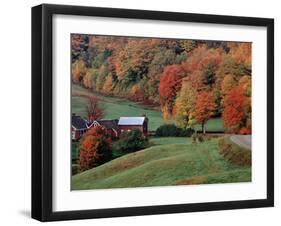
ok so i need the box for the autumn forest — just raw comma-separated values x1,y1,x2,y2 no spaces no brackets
72,34,251,134
71,34,252,190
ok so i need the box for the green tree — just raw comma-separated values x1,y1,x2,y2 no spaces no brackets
203,63,216,87
116,129,148,153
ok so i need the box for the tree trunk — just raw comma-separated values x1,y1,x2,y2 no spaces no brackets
202,123,205,134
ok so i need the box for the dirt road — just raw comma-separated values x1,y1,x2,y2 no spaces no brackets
230,135,251,150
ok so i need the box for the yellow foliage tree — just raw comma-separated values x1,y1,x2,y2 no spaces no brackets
83,69,94,89
161,103,170,124
174,81,197,128
72,59,86,83
221,74,237,96
102,75,113,95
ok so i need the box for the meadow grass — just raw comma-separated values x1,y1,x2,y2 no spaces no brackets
72,138,251,190
150,137,192,146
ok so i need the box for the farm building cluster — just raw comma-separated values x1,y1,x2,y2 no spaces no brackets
72,113,148,141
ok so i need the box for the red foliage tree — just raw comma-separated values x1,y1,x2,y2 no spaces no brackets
159,64,185,100
195,91,216,134
79,126,112,171
158,64,185,119
87,96,104,122
222,87,247,133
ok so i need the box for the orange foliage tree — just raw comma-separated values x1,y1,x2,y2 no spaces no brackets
79,126,112,171
87,96,104,122
222,86,250,134
129,84,144,102
195,91,216,134
158,64,185,121
228,42,252,67
182,46,223,90
238,76,252,134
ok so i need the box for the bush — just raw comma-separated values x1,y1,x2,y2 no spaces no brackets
155,124,194,137
178,128,194,137
116,129,148,153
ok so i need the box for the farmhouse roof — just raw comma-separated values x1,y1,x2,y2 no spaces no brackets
118,117,145,126
72,114,88,130
96,119,119,131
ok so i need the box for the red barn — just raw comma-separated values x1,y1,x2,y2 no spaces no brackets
72,114,149,141
92,119,119,139
118,117,148,136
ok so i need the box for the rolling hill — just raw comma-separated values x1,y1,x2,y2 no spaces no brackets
72,138,251,190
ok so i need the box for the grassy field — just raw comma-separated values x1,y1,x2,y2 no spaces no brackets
150,137,192,146
72,84,163,131
72,84,224,132
72,137,251,190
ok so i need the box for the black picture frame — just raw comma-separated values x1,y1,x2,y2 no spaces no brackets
32,4,274,222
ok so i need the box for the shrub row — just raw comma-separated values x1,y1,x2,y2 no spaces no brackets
155,124,194,137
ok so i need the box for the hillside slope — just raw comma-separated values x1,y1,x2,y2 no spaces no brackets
72,139,251,190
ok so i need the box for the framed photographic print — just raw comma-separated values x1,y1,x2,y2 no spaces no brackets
31,4,274,221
